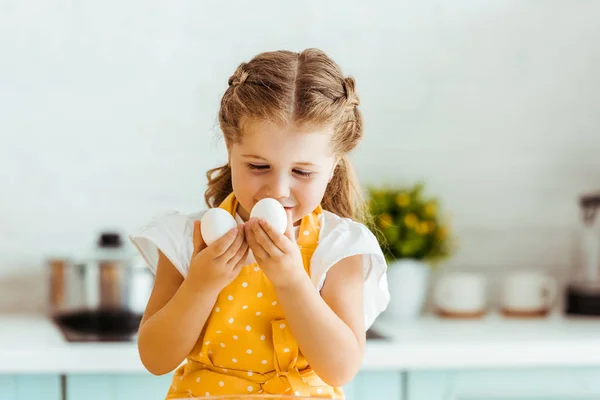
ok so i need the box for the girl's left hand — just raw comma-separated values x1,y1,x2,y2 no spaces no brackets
244,210,306,290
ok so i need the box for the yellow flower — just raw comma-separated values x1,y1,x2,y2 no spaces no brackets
378,213,394,227
424,202,437,217
395,193,410,207
404,213,418,228
417,222,430,235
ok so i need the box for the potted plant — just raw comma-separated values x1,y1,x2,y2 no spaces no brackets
367,182,454,320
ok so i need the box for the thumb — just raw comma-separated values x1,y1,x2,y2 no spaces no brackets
284,209,296,243
192,220,207,257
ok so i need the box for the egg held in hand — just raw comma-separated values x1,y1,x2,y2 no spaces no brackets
200,208,238,246
250,198,288,235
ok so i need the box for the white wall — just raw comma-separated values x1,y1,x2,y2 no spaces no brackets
2,0,599,311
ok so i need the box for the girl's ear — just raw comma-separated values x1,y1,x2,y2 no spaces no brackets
226,141,232,167
329,158,340,182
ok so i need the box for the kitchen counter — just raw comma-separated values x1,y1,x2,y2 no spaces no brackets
2,312,600,373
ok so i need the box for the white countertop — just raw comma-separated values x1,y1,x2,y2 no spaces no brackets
2,312,600,374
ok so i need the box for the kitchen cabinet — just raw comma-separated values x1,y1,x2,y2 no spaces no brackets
66,373,173,400
0,375,61,400
407,367,600,400
64,371,404,400
344,371,404,400
6,368,600,400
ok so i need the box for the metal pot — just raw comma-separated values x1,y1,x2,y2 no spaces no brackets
47,232,155,341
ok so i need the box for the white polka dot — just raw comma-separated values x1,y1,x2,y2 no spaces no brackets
205,341,210,345
257,292,263,298
228,318,234,324
317,388,323,394
246,349,252,354
208,350,213,355
228,295,233,301
223,368,227,373
196,377,200,383
246,325,252,331
242,282,248,287
205,392,210,397
260,335,266,340
219,381,224,387
262,360,268,364
248,371,253,376
242,305,248,310
303,230,309,236
215,307,220,312
216,330,222,334
254,266,260,271
233,335,238,340
295,391,301,395
256,311,261,316
280,323,286,329
199,352,203,357
272,301,278,306
248,386,253,392
173,386,177,390
220,343,225,347
232,358,237,363
284,348,289,353
179,375,183,380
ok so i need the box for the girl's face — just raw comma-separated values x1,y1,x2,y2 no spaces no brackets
228,119,337,225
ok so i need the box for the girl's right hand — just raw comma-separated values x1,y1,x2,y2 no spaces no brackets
187,220,249,295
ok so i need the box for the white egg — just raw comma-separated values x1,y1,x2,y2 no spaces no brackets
250,198,288,234
201,208,237,246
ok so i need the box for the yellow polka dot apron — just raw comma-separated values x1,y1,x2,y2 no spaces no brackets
166,193,344,399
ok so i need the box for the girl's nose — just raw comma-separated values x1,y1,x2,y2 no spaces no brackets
265,174,291,199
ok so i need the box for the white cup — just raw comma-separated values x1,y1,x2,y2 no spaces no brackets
501,271,557,313
434,272,487,315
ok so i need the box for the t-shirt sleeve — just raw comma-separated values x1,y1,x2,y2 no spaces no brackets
310,216,390,330
128,211,203,278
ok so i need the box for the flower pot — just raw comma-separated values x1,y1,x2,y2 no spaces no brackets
383,259,430,321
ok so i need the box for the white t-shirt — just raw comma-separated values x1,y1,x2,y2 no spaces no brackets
129,209,390,330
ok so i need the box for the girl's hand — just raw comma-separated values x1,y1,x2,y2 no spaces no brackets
245,210,306,289
187,220,249,295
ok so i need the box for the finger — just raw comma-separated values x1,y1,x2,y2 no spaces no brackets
193,220,206,257
251,219,283,257
209,226,238,258
284,209,296,243
245,223,269,260
228,239,249,268
231,244,249,274
259,219,293,253
216,225,245,263
192,220,201,257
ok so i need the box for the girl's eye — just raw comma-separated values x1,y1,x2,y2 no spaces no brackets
247,163,314,178
293,169,314,178
247,164,269,171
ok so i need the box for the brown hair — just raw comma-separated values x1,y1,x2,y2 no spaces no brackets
205,48,369,223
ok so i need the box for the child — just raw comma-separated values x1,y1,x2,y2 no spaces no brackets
130,48,389,399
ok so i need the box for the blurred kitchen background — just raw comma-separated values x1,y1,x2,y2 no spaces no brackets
2,1,600,399
2,0,599,313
